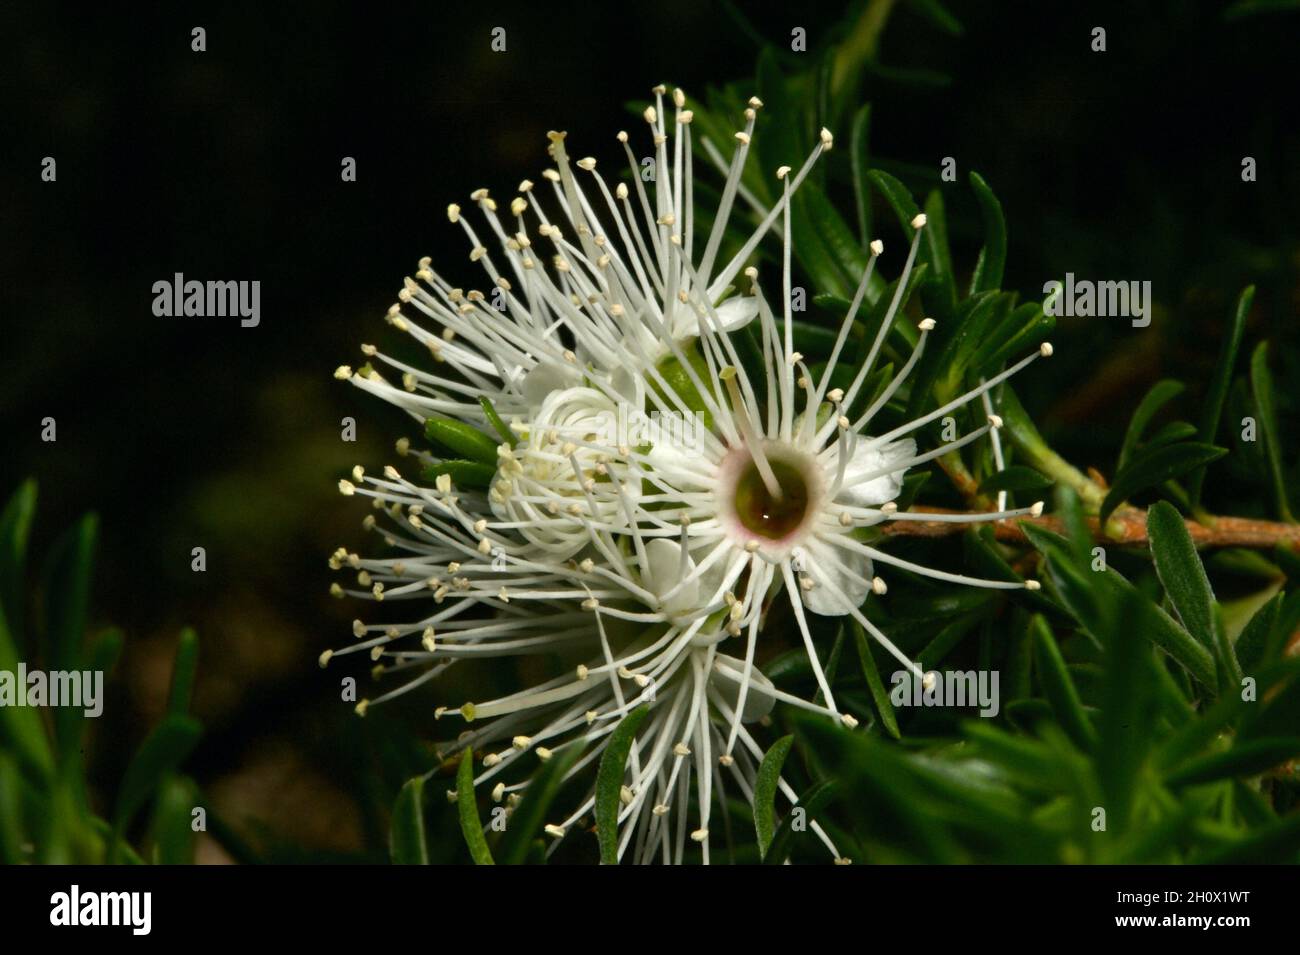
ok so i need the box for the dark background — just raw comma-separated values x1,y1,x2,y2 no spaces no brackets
2,0,1296,859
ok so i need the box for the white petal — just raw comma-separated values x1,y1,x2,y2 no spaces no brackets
519,361,580,406
836,437,915,508
801,540,872,616
643,538,699,618
712,653,777,722
711,295,760,331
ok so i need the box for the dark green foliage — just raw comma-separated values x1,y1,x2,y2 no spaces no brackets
0,481,206,864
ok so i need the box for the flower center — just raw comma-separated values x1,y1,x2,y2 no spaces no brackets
733,457,811,540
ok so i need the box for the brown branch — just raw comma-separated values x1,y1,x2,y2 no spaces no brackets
881,505,1300,551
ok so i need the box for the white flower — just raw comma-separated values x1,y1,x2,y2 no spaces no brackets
327,84,1053,864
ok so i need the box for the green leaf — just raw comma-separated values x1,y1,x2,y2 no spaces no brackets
0,752,23,863
1095,589,1158,831
390,776,429,864
970,302,1053,378
1145,420,1199,452
907,0,964,34
456,751,495,865
0,603,52,783
1117,379,1184,471
968,171,1005,294
479,396,517,448
421,459,496,490
1100,443,1227,524
1235,592,1281,672
1024,524,1218,687
0,479,37,638
978,465,1053,495
1250,341,1294,521
762,779,838,865
1147,502,1216,649
1190,286,1252,505
852,620,901,738
1166,737,1300,787
920,189,958,316
111,714,201,861
1030,615,1096,751
43,513,96,675
866,171,956,317
789,320,846,359
43,514,97,769
424,416,500,466
167,627,200,716
595,705,650,864
850,104,873,247
151,775,200,865
753,735,794,858
801,179,872,290
1193,809,1300,864
497,743,582,865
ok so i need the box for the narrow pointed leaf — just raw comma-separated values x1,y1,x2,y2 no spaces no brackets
456,752,495,865
167,627,200,716
390,776,429,864
968,171,1005,293
762,779,837,865
1117,379,1184,471
595,704,650,864
1250,341,1294,521
1101,443,1227,524
1147,502,1216,649
111,714,201,861
422,460,496,490
1190,286,1252,505
852,621,901,738
0,479,37,638
1030,615,1096,751
753,735,794,858
424,416,500,466
479,396,517,448
497,743,583,865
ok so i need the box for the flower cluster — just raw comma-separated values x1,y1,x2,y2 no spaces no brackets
325,85,1050,863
